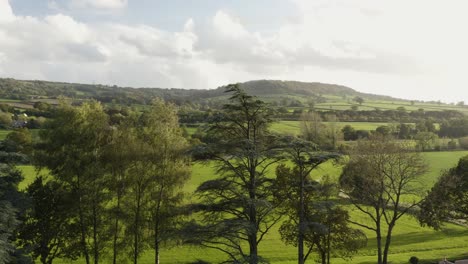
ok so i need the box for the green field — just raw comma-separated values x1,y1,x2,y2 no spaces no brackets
16,151,468,264
270,120,393,136
0,129,9,140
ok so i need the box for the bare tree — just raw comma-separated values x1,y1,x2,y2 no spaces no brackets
339,136,427,264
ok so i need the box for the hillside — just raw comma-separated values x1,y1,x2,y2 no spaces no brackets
0,78,398,103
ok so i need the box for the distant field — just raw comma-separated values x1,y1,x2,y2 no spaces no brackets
270,120,392,135
313,98,468,114
18,151,468,264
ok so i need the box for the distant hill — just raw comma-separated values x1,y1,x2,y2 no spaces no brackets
233,80,399,101
0,78,408,105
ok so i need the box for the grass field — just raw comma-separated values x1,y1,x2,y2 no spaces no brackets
17,151,468,264
0,129,10,140
270,120,393,136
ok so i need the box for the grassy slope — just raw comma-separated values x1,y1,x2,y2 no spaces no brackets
17,151,468,264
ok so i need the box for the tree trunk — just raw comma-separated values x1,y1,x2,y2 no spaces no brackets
93,197,99,264
77,178,90,264
112,192,121,264
154,185,164,264
248,158,258,264
376,223,382,264
134,187,142,264
155,240,160,264
298,169,305,264
382,223,395,264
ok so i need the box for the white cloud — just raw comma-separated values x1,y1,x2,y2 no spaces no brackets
0,0,468,103
71,0,127,10
0,0,15,23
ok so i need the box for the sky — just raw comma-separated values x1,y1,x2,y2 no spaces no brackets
1,0,468,103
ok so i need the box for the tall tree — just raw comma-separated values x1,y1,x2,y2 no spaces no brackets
189,84,281,263
123,99,191,264
35,101,111,264
300,111,325,144
339,136,427,264
274,139,362,264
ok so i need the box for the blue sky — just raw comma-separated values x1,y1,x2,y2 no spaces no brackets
1,0,468,103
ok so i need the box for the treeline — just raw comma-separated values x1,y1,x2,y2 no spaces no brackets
1,85,467,264
1,99,191,264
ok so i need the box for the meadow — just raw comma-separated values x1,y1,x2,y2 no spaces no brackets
0,129,9,140
270,120,393,136
17,151,468,264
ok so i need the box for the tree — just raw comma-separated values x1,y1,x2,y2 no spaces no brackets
353,96,364,105
189,84,281,263
0,165,23,264
339,136,427,264
136,99,191,264
341,125,357,141
5,128,32,154
18,176,80,264
0,111,12,128
300,111,325,145
35,101,112,264
0,164,32,264
274,139,363,264
323,114,342,150
414,132,438,151
375,125,391,136
419,155,468,229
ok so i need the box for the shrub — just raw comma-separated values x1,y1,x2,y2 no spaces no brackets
409,256,419,264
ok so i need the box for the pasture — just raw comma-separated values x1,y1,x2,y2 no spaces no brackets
270,120,392,136
17,151,468,264
0,129,9,140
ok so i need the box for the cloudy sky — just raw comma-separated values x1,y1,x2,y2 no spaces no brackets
1,0,468,103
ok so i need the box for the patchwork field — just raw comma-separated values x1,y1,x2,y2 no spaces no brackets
17,151,468,264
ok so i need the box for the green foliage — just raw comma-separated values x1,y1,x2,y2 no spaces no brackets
189,84,281,263
18,176,80,264
0,111,12,128
5,128,32,154
0,165,29,264
415,132,438,151
274,141,364,264
35,101,112,264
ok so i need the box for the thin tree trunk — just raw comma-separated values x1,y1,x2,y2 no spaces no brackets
134,187,141,264
154,184,164,264
154,240,160,264
77,178,90,264
382,223,395,264
376,222,382,264
112,190,121,264
93,197,99,264
298,169,305,264
248,159,258,264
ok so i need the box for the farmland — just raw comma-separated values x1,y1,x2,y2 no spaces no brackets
17,151,468,264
